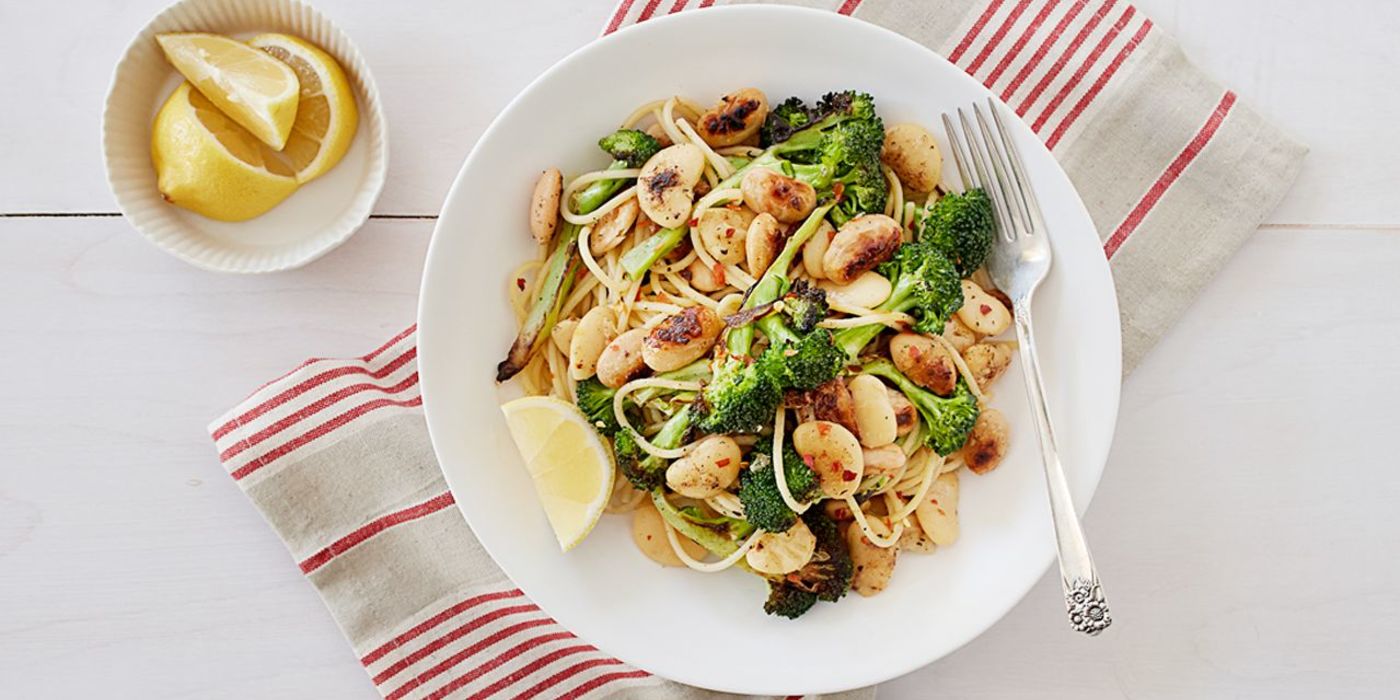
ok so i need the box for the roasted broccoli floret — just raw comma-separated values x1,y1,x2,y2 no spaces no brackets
831,238,964,360
861,359,980,456
780,279,828,333
760,91,878,148
918,188,996,276
763,508,854,618
597,128,662,168
618,406,695,489
728,92,886,224
574,377,620,436
763,582,819,619
761,96,817,146
696,356,783,434
761,329,846,392
737,437,819,533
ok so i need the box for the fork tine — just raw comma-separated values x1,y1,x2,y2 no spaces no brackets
974,103,1030,235
941,112,977,190
958,108,1018,241
988,98,1046,232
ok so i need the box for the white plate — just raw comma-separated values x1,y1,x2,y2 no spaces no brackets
101,0,388,273
419,6,1120,695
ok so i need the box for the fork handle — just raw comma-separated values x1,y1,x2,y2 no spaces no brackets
1011,297,1112,635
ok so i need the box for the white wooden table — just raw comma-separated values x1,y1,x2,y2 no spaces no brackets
3,1,1398,697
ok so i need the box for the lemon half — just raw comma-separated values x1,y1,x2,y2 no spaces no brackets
151,82,299,221
249,33,359,183
500,396,615,551
156,33,301,150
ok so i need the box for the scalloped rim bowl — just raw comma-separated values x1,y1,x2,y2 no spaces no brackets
102,0,388,273
419,5,1120,695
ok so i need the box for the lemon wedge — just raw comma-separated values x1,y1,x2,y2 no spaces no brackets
156,33,301,150
151,82,299,221
249,33,359,183
501,396,615,551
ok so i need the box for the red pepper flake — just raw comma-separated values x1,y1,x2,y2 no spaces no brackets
802,454,816,468
816,423,831,436
715,458,731,467
633,286,643,301
713,263,726,285
842,469,857,481
515,277,526,291
724,227,736,238
689,217,699,228
980,303,992,315
832,182,846,202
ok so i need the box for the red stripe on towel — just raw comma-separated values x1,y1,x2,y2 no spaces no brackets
361,590,525,666
948,0,1006,64
965,0,1032,75
509,658,629,700
299,491,456,574
370,603,542,685
384,621,562,699
984,0,1061,87
1104,91,1237,258
455,644,597,700
230,395,423,480
1030,4,1134,133
213,343,416,440
604,0,637,34
220,370,418,461
1045,17,1152,149
1002,0,1088,102
559,669,654,699
1016,0,1114,116
637,0,664,22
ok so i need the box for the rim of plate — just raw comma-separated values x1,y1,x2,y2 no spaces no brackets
418,5,1121,694
101,0,389,274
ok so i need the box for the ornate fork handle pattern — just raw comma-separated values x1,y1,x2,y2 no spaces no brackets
1014,296,1111,637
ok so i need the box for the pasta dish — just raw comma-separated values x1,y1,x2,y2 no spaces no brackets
496,88,1015,619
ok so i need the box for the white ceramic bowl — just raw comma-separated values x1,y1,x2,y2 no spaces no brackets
102,0,388,273
419,6,1121,695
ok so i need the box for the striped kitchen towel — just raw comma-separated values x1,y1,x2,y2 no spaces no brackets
211,1,1304,698
607,0,1306,372
211,325,871,699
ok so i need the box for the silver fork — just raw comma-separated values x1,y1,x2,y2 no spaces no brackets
942,99,1112,636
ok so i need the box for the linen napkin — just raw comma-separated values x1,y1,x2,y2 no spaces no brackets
210,1,1305,697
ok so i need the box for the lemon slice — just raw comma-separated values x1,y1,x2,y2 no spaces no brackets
156,33,300,150
501,396,615,551
151,82,299,221
249,33,359,183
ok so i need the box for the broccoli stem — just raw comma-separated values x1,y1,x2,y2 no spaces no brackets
649,490,756,562
498,160,636,382
629,359,712,405
496,230,579,381
574,161,632,214
619,225,687,280
650,491,740,558
831,268,924,360
728,204,836,357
